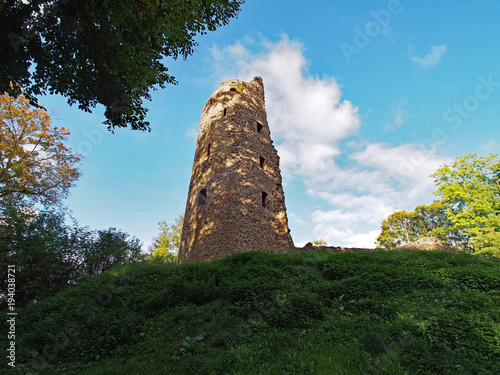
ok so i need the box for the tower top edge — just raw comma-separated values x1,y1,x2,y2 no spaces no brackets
213,76,264,94
201,76,265,116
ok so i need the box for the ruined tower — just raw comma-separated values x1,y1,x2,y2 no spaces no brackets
178,77,293,263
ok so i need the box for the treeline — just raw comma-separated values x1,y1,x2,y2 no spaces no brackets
0,207,142,308
0,92,147,309
377,153,500,256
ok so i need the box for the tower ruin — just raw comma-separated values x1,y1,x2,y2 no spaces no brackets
178,77,293,263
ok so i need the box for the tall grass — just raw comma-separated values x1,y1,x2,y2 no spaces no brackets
2,250,499,374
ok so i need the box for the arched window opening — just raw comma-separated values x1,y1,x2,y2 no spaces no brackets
260,156,265,169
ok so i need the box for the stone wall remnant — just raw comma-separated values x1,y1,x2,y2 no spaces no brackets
397,237,459,252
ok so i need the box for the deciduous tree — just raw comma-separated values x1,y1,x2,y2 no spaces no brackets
80,228,143,279
0,208,75,306
0,208,143,307
376,201,454,250
148,215,183,263
377,153,500,256
0,92,81,208
1,0,244,131
431,153,500,255
376,210,422,250
414,201,459,247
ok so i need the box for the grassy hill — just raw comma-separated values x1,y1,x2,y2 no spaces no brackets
3,250,499,374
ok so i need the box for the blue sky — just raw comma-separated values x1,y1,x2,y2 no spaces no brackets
40,0,500,249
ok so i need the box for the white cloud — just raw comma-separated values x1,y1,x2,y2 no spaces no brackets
312,209,381,248
349,231,382,248
311,192,395,223
303,141,450,247
351,142,450,198
209,35,450,248
410,45,447,68
209,35,361,181
288,211,306,225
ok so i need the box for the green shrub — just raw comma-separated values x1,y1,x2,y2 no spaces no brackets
268,291,325,328
3,250,499,374
359,330,387,356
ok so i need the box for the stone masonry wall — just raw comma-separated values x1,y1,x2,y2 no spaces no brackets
178,77,294,263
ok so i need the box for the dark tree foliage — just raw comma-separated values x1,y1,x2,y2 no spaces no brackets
80,228,143,279
0,207,143,308
0,0,244,131
0,208,75,306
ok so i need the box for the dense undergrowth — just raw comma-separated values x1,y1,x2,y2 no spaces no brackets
2,250,499,374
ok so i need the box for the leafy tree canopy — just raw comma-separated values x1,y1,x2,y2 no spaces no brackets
80,227,143,279
0,91,81,208
147,214,183,263
1,0,244,131
377,153,500,256
432,153,500,254
0,207,143,307
376,201,451,250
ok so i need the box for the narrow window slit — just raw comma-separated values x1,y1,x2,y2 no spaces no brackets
223,108,227,116
199,189,207,205
257,122,263,133
260,156,265,169
207,143,211,157
261,191,268,208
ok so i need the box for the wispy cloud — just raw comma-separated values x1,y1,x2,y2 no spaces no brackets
209,35,449,247
479,140,499,154
410,45,447,68
184,127,198,140
384,99,407,131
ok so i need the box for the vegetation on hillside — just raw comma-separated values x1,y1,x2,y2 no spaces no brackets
377,153,500,256
0,91,144,309
3,250,498,374
0,208,142,309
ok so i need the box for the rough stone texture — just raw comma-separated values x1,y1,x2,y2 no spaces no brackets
178,77,294,263
297,242,375,254
397,237,459,252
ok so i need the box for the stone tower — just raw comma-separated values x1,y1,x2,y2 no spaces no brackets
178,77,293,263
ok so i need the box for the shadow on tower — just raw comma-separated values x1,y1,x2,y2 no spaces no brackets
178,77,293,263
